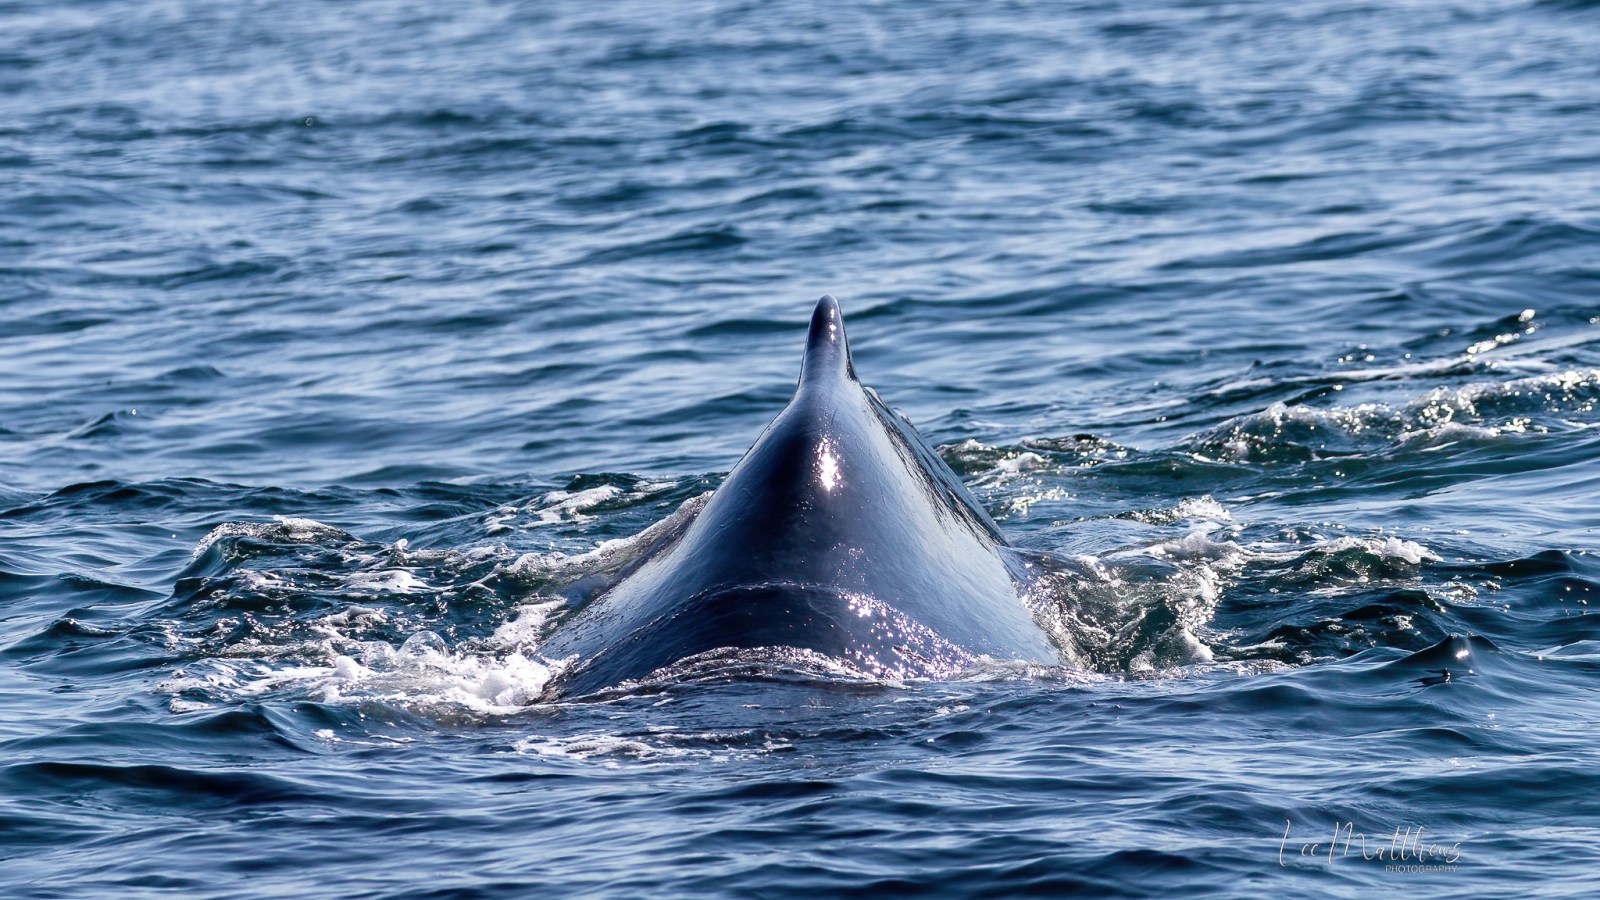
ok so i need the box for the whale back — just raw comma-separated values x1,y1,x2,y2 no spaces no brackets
543,296,1058,693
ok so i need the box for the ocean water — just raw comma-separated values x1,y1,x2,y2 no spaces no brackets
4,0,1600,895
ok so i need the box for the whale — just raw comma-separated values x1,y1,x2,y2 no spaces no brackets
541,295,1062,695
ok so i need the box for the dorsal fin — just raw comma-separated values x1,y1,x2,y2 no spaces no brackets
800,295,856,386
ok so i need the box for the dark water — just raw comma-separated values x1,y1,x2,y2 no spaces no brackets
5,0,1600,895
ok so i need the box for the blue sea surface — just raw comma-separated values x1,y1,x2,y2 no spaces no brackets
4,0,1600,895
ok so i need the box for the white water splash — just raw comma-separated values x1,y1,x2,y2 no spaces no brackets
191,516,351,560
1195,368,1600,462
